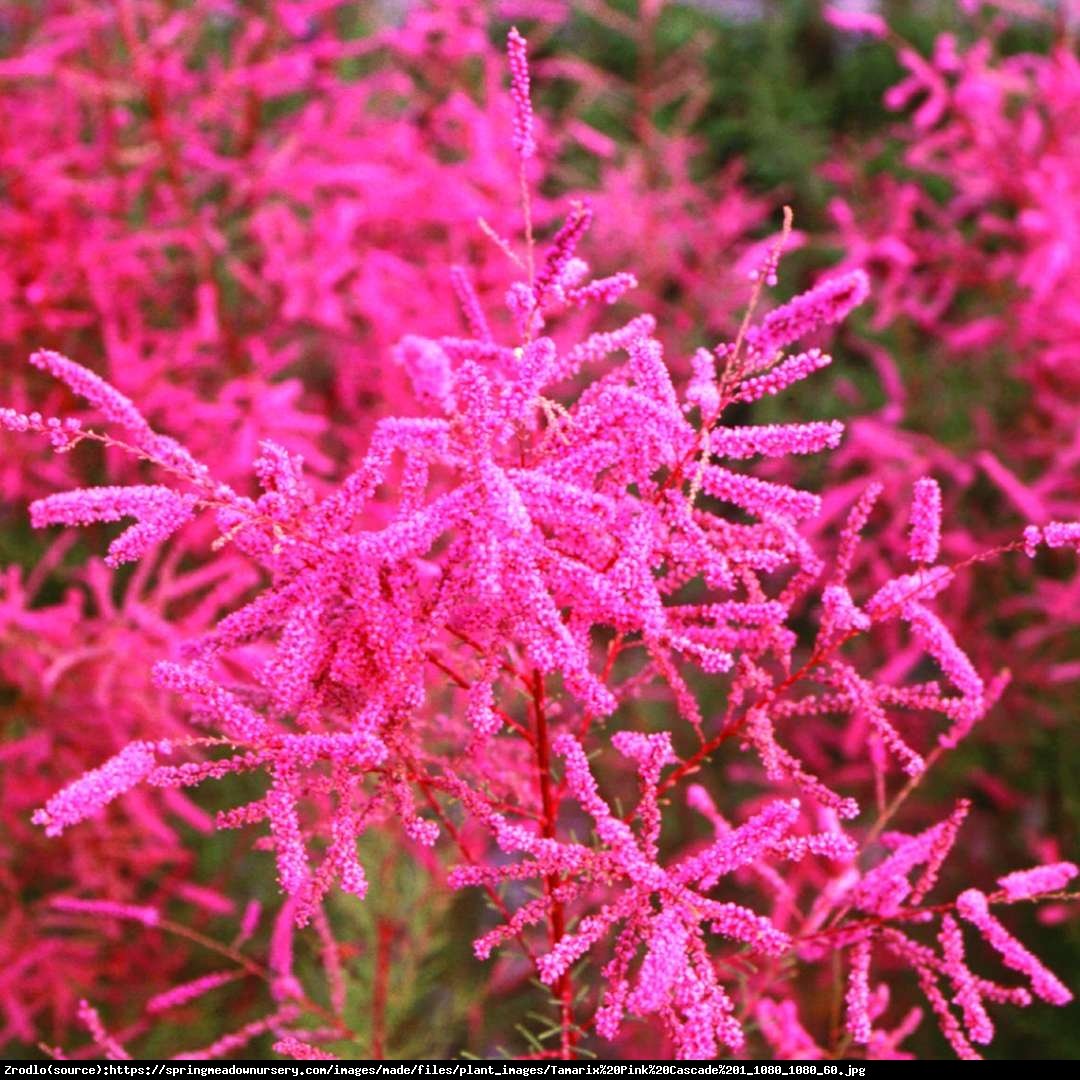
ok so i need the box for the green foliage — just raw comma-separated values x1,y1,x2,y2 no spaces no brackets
324,831,482,1057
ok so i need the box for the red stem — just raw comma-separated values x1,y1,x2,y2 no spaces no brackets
531,670,575,1057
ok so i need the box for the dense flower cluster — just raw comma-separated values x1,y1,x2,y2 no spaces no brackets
1,0,1077,1063
0,0,776,1052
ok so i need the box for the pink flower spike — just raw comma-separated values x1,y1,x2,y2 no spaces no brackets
733,349,833,404
1042,522,1080,552
273,1036,338,1060
147,971,245,1014
33,742,159,837
749,271,870,357
76,1001,129,1061
824,5,888,39
904,603,984,701
507,28,535,161
908,478,942,564
711,421,844,461
997,862,1078,902
31,486,197,568
845,937,873,1044
449,265,492,343
30,350,153,443
939,915,994,1046
756,999,825,1059
237,900,263,946
956,889,1072,1006
50,897,161,928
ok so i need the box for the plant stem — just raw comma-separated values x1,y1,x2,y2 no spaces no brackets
531,669,575,1057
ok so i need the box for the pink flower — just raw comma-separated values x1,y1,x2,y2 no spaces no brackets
32,742,160,837
824,5,888,40
997,862,1078,901
908,477,942,565
507,27,535,161
956,889,1072,1006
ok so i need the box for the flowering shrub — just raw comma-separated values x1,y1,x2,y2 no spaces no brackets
0,0,778,1053
2,1,1078,1062
826,2,1080,658
817,3,1080,914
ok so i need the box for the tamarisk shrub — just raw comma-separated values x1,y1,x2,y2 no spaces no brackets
5,19,1080,1063
0,0,777,1051
820,2,1080,887
0,0,772,497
